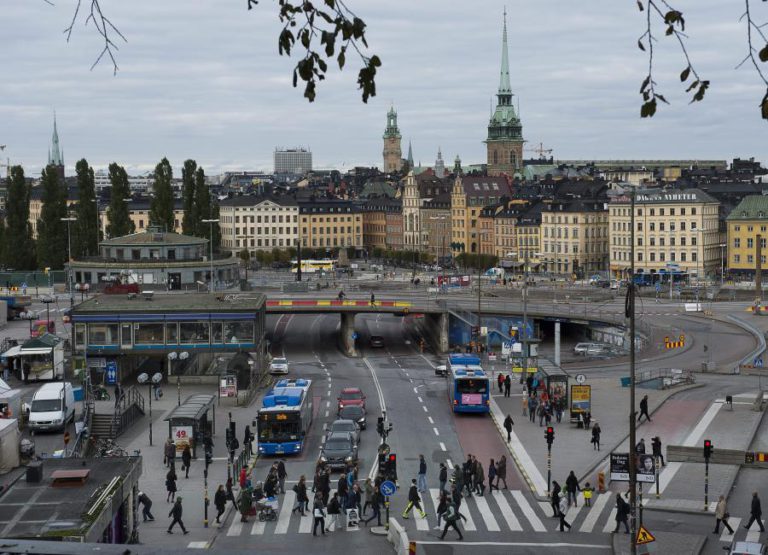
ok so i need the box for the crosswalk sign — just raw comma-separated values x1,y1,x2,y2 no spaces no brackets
636,525,656,545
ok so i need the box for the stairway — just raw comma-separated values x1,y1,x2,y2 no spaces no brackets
90,413,117,440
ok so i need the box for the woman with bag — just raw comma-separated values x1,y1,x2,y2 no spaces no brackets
312,494,326,536
165,467,177,503
181,445,192,479
713,495,734,534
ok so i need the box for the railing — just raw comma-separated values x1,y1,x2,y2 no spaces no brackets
70,373,95,458
109,385,145,438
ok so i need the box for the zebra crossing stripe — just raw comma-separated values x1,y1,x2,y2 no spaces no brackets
580,493,610,533
275,491,296,534
298,512,313,533
414,506,430,531
492,490,522,531
226,517,243,536
602,508,617,533
458,498,477,531
720,517,740,542
746,519,765,543
473,493,500,532
250,520,265,535
512,490,546,532
429,488,442,522
564,493,585,525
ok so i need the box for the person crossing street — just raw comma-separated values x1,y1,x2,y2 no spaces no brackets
417,454,428,493
167,497,188,534
439,502,464,541
638,394,652,423
503,414,514,442
402,479,427,519
714,495,734,535
745,491,766,532
558,492,572,531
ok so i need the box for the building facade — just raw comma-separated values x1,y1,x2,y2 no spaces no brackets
298,200,363,250
402,171,421,249
382,107,403,173
609,189,720,279
421,194,451,262
451,175,512,254
541,200,609,277
274,148,312,175
219,196,299,255
726,195,768,279
385,207,404,252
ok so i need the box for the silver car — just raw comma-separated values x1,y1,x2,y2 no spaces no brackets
328,418,361,444
269,357,289,375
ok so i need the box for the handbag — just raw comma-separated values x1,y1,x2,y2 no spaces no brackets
314,508,325,518
723,512,730,520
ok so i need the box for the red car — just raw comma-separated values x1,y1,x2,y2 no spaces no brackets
338,387,366,412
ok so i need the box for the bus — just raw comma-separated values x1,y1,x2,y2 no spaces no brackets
257,378,313,455
291,259,336,274
447,354,490,414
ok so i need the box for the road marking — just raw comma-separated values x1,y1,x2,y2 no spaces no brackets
720,516,740,542
563,493,585,527
226,517,243,536
746,519,765,543
413,387,418,394
579,493,610,533
492,490,522,531
602,508,617,533
433,427,440,436
474,494,500,532
414,508,430,531
417,541,610,548
250,520,265,535
428,416,434,424
439,442,446,451
187,541,209,548
428,488,442,521
446,459,453,470
325,410,329,418
458,500,477,531
363,356,387,481
327,377,331,382
298,511,313,533
417,396,423,403
659,401,722,494
326,401,330,408
274,491,296,534
512,490,546,532
423,406,428,413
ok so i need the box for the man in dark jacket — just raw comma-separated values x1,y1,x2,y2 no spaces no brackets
438,462,448,493
214,485,227,524
613,494,630,533
167,497,188,534
337,474,349,510
362,490,382,527
277,459,287,494
638,394,652,423
504,375,511,397
417,454,427,493
745,491,766,531
550,481,562,517
402,479,427,519
138,491,155,521
462,455,474,497
565,471,580,507
503,414,514,442
651,437,665,466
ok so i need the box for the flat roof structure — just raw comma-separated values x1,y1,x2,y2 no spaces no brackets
73,292,265,314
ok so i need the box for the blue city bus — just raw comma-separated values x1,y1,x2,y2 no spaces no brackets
447,354,490,414
257,378,313,455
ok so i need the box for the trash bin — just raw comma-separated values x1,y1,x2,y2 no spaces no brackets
620,377,631,387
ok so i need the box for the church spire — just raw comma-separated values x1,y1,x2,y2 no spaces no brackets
407,141,414,168
498,7,512,96
49,111,63,167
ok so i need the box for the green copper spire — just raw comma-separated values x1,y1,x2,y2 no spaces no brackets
498,7,512,95
383,105,401,139
48,111,63,166
407,140,414,167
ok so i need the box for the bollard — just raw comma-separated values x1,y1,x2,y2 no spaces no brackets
597,471,605,493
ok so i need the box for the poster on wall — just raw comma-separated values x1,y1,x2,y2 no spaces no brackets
172,425,193,451
219,375,237,398
570,385,591,416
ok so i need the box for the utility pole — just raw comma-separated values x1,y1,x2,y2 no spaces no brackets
628,190,638,555
756,234,763,302
202,218,219,292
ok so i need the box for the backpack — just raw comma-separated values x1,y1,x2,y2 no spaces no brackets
444,504,457,523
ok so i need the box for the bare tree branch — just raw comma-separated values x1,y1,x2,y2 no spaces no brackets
63,0,127,75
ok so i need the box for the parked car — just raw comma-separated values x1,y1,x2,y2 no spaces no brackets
337,387,366,411
369,335,385,348
573,342,608,356
338,405,367,430
328,418,361,443
269,357,289,375
320,431,358,469
726,542,766,555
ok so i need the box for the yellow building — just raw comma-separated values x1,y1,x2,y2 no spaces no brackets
362,198,398,253
299,200,362,250
726,195,768,279
541,200,609,277
450,175,512,255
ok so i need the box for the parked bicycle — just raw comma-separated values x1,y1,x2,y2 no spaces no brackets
93,385,111,401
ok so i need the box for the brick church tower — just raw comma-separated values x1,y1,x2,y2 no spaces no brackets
382,106,403,173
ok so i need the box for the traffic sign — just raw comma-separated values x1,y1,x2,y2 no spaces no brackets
575,374,586,385
380,480,396,497
352,332,359,340
755,357,764,368
636,525,656,545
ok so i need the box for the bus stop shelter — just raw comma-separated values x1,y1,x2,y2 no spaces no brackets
164,394,216,459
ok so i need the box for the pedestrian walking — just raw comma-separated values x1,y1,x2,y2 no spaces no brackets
417,454,427,493
164,438,176,468
529,396,538,423
434,489,448,529
652,436,666,466
474,459,485,496
714,495,734,535
337,474,349,511
497,373,504,393
613,493,630,533
138,491,155,521
565,471,580,506
277,459,287,494
550,481,562,517
591,422,601,450
228,435,239,463
312,495,326,536
496,455,508,489
362,478,374,515
362,490,382,527
636,438,646,455
745,491,766,531
181,444,192,479
293,475,309,516
503,414,514,442
583,482,593,507
462,455,474,498
348,483,362,516
402,479,427,519
488,458,497,492
326,492,342,531
165,467,177,503
504,374,511,397
438,462,447,493
243,425,254,456
538,403,547,426
167,497,188,534
583,411,591,430
214,485,227,524
638,394,652,423
522,395,528,417
439,502,464,541
558,493,572,531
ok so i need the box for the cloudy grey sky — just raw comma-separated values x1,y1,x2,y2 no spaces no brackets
1,0,766,176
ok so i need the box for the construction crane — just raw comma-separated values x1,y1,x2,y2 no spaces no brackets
525,142,553,160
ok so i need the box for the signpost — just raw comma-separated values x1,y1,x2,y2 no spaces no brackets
381,480,396,531
611,452,656,484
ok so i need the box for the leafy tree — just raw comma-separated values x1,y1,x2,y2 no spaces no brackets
149,157,174,232
105,162,135,238
210,202,221,250
73,159,99,257
3,166,36,270
193,167,211,238
36,165,69,270
181,159,198,236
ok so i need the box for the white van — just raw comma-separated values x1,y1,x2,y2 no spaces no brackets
28,382,75,432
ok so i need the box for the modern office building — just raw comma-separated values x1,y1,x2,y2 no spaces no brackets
274,147,312,175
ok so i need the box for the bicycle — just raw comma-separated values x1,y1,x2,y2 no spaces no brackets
93,385,111,401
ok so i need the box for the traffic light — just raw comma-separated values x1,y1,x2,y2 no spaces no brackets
703,439,713,461
545,426,555,447
386,453,398,481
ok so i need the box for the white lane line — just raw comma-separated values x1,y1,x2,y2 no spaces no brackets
250,520,265,535
746,520,765,543
433,427,440,436
492,490,522,531
579,493,610,533
458,499,477,531
326,401,330,408
413,387,418,394
428,416,434,424
474,494,501,532
418,541,610,549
327,377,331,382
512,490,546,532
275,491,296,534
325,410,329,418
364,356,387,481
298,511,313,533
423,406,428,413
602,508,617,533
417,396,423,403
415,508,430,531
439,442,446,452
446,459,454,470
226,517,243,536
659,402,722,494
429,488,442,519
720,517,740,542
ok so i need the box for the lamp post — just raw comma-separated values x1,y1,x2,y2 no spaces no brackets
168,351,189,406
201,219,219,293
61,217,77,295
719,242,727,287
41,295,54,329
137,371,163,445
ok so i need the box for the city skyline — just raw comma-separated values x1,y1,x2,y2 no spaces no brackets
1,0,767,176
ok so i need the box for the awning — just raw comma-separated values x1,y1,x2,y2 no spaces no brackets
19,348,54,356
1,346,22,358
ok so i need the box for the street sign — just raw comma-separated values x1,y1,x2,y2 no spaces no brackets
352,332,359,340
575,374,586,385
755,357,764,368
636,525,656,545
380,480,396,497
105,361,117,385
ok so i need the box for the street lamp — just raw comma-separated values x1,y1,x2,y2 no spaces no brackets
168,351,189,406
137,371,163,445
40,295,54,328
61,217,77,295
430,215,448,291
719,242,727,287
201,219,219,293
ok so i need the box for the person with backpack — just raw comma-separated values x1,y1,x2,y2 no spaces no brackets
613,493,630,533
401,479,427,519
325,492,342,531
312,494,326,536
439,502,464,541
558,492,572,531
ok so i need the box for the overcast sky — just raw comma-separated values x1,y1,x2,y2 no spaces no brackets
1,0,766,176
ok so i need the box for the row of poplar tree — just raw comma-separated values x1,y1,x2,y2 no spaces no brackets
2,157,219,271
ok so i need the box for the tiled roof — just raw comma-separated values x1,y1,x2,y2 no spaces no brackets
726,195,768,221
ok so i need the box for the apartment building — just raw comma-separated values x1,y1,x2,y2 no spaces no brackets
726,195,768,279
219,195,299,254
541,200,609,277
298,199,363,250
450,175,512,254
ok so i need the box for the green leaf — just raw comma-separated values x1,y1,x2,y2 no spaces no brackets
638,39,645,52
760,44,768,63
640,98,657,118
324,0,335,8
680,66,690,82
665,25,673,36
370,54,381,67
655,93,669,104
300,29,310,49
640,75,650,93
686,79,699,93
337,46,346,69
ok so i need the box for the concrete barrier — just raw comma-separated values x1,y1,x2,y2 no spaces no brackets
667,445,746,466
386,517,409,555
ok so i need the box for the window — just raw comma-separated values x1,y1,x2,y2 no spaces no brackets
638,252,643,261
638,223,643,232
670,237,675,246
650,237,655,246
681,252,686,262
659,223,665,232
660,238,665,246
650,253,656,262
762,238,767,249
670,252,675,262
670,223,675,231
692,236,697,246
734,254,741,263
660,209,665,216
165,323,178,344
681,208,686,215
134,323,164,344
691,208,697,215
75,324,86,348
638,238,643,246
748,238,754,249
180,322,210,344
650,223,655,232
692,252,698,262
680,222,686,231
88,323,119,345
681,237,686,246
659,252,666,262
734,238,741,248
748,254,754,264
691,222,697,229
121,323,132,347
650,209,655,216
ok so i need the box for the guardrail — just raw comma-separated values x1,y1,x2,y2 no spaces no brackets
728,314,766,373
110,385,145,438
668,445,752,466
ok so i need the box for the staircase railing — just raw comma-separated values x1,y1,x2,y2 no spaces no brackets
109,385,145,438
